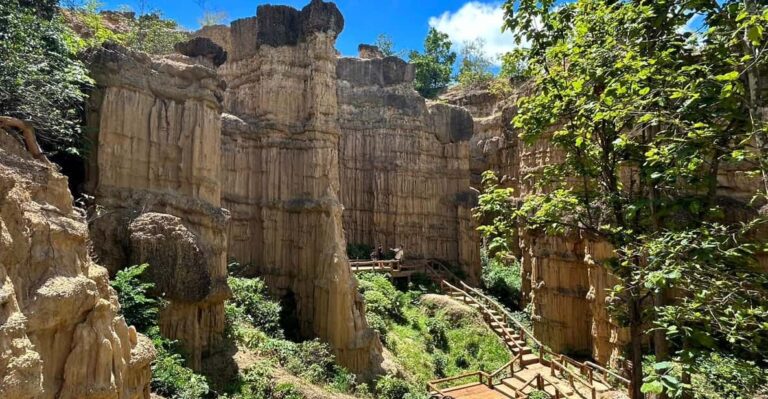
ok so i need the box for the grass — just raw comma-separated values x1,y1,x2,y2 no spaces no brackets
357,273,511,393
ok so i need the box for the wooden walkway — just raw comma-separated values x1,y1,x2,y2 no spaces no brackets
429,280,630,399
349,258,630,399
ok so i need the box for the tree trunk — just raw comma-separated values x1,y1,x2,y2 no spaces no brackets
629,295,645,399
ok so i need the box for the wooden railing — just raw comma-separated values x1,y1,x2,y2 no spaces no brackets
489,354,521,381
585,361,631,388
349,259,401,272
427,371,493,397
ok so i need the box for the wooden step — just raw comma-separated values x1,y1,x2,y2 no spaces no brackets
521,353,539,366
510,346,533,355
492,382,518,398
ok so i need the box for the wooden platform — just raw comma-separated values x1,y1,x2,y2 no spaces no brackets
442,383,513,399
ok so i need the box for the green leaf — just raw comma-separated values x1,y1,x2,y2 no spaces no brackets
641,381,664,394
715,71,740,81
653,361,674,371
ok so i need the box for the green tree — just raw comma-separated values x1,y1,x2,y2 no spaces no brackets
502,0,768,397
456,39,495,87
0,0,92,156
374,33,403,57
410,28,457,98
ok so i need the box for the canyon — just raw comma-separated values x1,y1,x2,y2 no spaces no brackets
3,1,765,398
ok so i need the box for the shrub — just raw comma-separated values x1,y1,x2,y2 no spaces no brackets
693,353,768,399
425,316,449,351
111,265,209,398
481,255,522,310
228,277,283,337
528,390,551,399
358,273,406,321
111,264,161,332
433,352,448,378
151,338,210,399
375,375,412,399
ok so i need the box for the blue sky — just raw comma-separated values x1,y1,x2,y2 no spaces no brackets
95,0,519,62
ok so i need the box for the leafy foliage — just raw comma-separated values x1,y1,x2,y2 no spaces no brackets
225,274,364,397
410,28,457,98
151,338,211,399
0,0,92,156
480,254,522,310
356,273,508,394
502,0,768,396
227,277,283,338
110,264,210,398
111,264,161,332
374,33,404,58
456,39,495,88
474,171,517,258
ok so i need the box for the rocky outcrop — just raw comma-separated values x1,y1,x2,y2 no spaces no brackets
216,1,383,375
0,130,153,398
442,85,630,367
174,37,228,67
83,43,229,370
337,49,480,280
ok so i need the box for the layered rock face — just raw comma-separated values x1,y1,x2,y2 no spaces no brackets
337,49,480,280
215,1,383,374
442,86,629,366
84,43,230,370
0,131,153,398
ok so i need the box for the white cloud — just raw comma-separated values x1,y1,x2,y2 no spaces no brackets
428,2,518,65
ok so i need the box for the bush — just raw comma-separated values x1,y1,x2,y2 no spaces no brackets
1,0,92,156
232,362,301,399
357,273,407,324
433,352,448,378
425,316,449,351
151,339,210,399
111,264,161,332
228,277,283,337
528,390,551,399
375,375,413,399
693,353,768,399
481,255,522,310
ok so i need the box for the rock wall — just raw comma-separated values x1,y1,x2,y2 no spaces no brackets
337,49,480,280
83,43,230,370
442,85,630,366
215,1,383,374
0,130,153,398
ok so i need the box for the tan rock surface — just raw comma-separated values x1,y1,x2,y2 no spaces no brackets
83,43,230,370
218,1,383,375
337,52,481,281
0,130,152,399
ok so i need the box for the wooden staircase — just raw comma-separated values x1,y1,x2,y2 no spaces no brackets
422,266,629,399
348,258,630,398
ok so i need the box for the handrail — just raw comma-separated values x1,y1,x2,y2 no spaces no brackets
539,374,573,399
584,361,631,387
427,371,492,395
549,358,597,399
443,281,527,355
459,281,543,350
490,354,520,378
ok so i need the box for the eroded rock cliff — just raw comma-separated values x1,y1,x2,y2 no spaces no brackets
0,130,153,399
214,1,383,374
83,43,230,370
442,85,630,367
337,49,480,280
